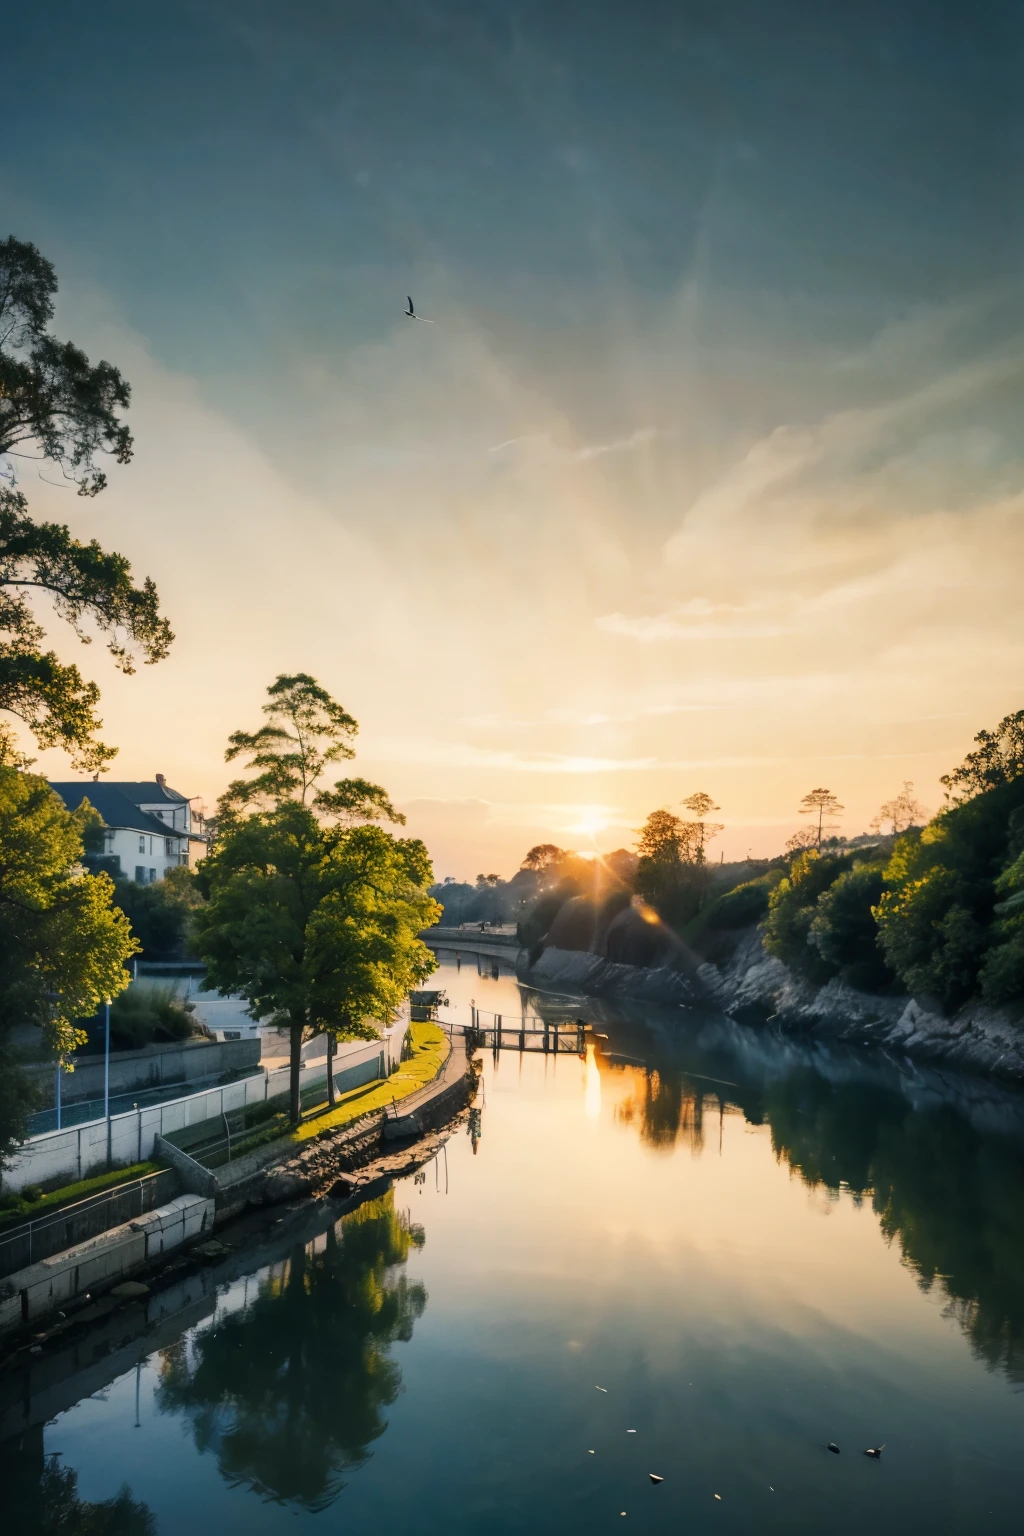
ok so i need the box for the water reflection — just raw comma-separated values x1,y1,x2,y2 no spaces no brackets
155,1193,426,1511
596,1039,1024,1381
2,1425,155,1534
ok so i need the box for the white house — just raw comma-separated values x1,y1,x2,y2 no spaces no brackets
50,775,208,883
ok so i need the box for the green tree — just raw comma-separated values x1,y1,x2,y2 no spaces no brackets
195,676,437,1123
980,844,1024,1004
763,848,852,982
810,862,893,990
0,238,172,770
0,765,137,1161
0,236,132,496
940,709,1024,801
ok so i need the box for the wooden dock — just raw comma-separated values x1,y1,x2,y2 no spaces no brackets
465,1009,588,1055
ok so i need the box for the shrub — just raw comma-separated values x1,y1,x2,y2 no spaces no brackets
763,850,852,982
704,877,773,930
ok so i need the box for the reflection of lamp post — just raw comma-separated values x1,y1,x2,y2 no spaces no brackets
104,997,112,1167
55,1059,62,1131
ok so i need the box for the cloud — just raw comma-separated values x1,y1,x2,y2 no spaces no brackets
597,610,787,642
574,426,661,461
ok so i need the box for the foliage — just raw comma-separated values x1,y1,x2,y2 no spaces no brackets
0,236,133,496
0,1160,161,1229
809,862,893,990
2,1449,155,1536
980,846,1024,1004
874,781,1024,1009
0,767,136,1161
109,865,202,960
194,801,438,1122
940,709,1024,801
0,487,173,771
763,849,853,983
100,982,199,1052
634,808,703,927
155,1191,426,1511
219,672,400,825
703,875,774,931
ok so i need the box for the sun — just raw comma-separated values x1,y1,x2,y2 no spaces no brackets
569,807,609,840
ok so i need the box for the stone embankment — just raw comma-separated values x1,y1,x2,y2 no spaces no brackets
518,921,1024,1083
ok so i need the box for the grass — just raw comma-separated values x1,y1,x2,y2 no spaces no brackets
0,1161,164,1231
290,1021,450,1145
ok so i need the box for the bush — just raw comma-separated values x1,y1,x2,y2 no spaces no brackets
810,863,894,991
763,850,852,982
84,983,201,1052
704,877,773,930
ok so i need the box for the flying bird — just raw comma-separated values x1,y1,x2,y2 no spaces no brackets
404,295,433,323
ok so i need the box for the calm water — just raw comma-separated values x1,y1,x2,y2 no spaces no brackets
5,954,1024,1534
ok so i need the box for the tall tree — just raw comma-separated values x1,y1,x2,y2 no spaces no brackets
681,790,724,864
871,781,928,837
0,236,132,495
798,787,845,848
1,487,173,770
0,764,137,1161
197,676,435,1123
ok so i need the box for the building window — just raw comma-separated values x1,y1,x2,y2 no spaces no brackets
149,868,156,883
165,837,175,857
139,836,146,853
135,865,145,883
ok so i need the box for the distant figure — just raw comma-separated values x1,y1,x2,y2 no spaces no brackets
404,295,433,323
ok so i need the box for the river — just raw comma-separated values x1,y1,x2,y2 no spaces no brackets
5,953,1024,1534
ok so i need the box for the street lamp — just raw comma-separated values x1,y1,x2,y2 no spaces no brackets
104,997,112,1166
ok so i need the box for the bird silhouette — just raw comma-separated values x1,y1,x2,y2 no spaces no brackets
864,1444,886,1458
404,295,433,323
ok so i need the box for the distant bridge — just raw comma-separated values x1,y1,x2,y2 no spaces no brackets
421,926,523,961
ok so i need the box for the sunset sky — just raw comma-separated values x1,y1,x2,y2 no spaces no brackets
5,1,1023,877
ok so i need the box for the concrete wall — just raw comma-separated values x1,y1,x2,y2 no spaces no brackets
0,1194,214,1335
27,1037,262,1108
3,1023,408,1196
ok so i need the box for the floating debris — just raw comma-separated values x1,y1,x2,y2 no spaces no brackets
595,1385,608,1393
588,1450,595,1455
627,1429,636,1434
649,1474,664,1485
714,1493,722,1500
827,1442,840,1455
864,1444,886,1459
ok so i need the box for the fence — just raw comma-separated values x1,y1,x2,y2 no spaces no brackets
2,1022,407,1196
0,1168,178,1280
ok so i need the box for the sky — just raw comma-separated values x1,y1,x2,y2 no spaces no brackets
4,0,1024,878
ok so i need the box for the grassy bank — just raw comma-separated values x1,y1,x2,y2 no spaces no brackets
291,1021,449,1145
0,1161,164,1231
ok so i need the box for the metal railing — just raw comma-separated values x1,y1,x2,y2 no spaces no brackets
0,1168,177,1279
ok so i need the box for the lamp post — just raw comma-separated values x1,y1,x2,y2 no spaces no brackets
104,997,112,1167
55,1059,62,1131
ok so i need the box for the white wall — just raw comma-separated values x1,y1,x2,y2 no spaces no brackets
1,1022,409,1194
104,825,187,881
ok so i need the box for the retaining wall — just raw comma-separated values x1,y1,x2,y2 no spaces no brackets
2,1022,407,1196
0,1193,214,1335
26,1038,262,1108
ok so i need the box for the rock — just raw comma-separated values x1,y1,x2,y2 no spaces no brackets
111,1281,150,1299
194,1240,230,1261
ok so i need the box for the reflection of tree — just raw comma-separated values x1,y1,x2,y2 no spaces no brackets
1,1426,155,1535
612,1063,711,1153
607,1046,1024,1381
156,1193,426,1511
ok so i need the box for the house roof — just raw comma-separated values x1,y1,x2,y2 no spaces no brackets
109,779,189,804
49,783,181,838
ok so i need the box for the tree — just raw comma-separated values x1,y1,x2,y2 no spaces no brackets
0,487,174,771
195,677,437,1123
635,809,702,927
871,781,928,837
681,791,724,864
219,672,401,825
0,766,137,1161
763,848,852,982
940,709,1024,801
0,236,133,496
798,787,845,848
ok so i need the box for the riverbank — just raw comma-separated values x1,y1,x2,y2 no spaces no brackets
0,1031,479,1354
516,928,1024,1083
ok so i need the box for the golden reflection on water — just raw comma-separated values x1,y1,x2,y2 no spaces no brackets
583,1042,601,1119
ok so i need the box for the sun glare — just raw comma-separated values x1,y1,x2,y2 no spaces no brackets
569,808,609,839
